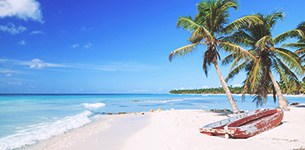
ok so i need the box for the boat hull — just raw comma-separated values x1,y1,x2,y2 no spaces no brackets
200,109,284,139
200,109,262,136
228,109,283,138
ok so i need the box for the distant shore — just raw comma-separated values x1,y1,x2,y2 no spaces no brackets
170,86,305,95
171,93,305,97
27,107,305,150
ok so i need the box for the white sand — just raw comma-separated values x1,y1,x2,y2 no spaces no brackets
28,107,305,150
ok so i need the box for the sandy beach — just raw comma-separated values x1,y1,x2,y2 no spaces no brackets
1,0,305,150
27,107,305,150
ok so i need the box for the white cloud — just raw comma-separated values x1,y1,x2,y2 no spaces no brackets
84,43,92,49
0,58,66,69
65,61,157,72
25,58,65,69
71,43,80,48
70,43,93,49
0,58,156,72
0,0,43,22
0,22,26,35
95,62,155,72
0,69,18,76
29,30,44,35
18,40,26,45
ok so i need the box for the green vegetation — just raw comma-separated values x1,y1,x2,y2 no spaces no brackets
168,0,262,113
170,86,243,94
170,0,305,110
285,22,305,62
170,81,305,95
223,12,304,109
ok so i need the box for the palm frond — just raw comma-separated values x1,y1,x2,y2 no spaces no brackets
300,54,305,60
222,30,255,47
282,43,305,55
241,71,252,96
226,60,248,82
273,57,300,90
282,43,305,49
177,17,200,31
297,21,305,32
295,48,305,55
189,26,213,43
267,11,284,28
169,44,198,61
274,61,290,90
222,54,235,65
224,36,254,47
253,95,264,106
275,48,304,75
219,1,238,12
241,60,267,98
219,41,256,60
221,15,263,34
249,58,261,91
230,56,243,69
255,35,274,49
202,50,216,76
274,29,305,44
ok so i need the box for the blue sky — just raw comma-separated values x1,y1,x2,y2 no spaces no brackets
0,0,304,93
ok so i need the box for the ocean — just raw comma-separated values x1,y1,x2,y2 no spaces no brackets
0,94,304,150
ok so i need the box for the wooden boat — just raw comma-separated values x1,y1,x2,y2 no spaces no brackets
199,108,284,139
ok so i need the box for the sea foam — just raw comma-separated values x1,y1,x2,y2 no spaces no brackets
82,102,106,109
0,111,93,150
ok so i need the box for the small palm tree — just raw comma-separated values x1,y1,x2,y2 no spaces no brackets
169,0,262,113
223,12,304,109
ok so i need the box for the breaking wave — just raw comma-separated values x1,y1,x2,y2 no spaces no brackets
82,102,106,109
0,111,93,150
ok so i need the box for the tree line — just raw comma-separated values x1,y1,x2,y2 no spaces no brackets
170,80,305,94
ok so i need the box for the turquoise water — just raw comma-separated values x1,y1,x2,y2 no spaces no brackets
0,94,304,150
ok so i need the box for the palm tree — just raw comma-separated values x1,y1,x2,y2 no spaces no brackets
169,0,262,113
223,12,304,109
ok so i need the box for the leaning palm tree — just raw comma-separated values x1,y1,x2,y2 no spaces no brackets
169,0,262,113
223,12,304,110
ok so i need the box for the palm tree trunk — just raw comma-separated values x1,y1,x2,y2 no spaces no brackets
214,62,239,113
268,71,289,110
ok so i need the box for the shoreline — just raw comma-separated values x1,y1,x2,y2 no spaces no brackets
26,107,305,150
25,112,150,150
172,93,305,97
